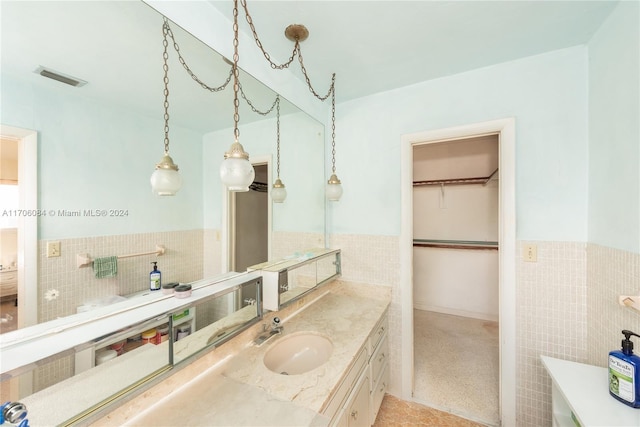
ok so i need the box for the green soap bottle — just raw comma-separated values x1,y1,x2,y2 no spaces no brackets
609,330,640,408
149,261,161,291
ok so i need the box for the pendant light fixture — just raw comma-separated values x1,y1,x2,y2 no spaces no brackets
271,95,287,203
219,0,255,192
150,18,182,196
238,2,344,200
325,79,342,201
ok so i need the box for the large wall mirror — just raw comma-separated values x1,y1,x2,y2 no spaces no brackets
0,0,325,407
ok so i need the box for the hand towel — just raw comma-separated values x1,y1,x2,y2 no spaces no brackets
93,256,118,279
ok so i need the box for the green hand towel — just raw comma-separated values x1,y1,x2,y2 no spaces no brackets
94,256,118,278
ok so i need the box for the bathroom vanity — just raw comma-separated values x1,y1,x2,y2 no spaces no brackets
541,355,640,426
0,248,388,426
93,283,390,426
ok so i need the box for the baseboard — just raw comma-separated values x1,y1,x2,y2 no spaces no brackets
413,302,498,322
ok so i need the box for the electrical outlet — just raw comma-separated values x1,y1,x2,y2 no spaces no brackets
47,241,61,258
523,244,537,262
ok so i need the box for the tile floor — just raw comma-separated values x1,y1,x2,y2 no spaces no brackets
373,394,484,426
413,310,499,426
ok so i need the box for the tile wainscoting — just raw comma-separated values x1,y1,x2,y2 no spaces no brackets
327,235,639,426
24,231,640,423
38,230,204,323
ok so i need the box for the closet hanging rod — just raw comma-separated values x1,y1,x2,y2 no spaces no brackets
413,168,499,187
413,239,498,250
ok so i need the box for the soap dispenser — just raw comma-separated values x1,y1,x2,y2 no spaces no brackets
609,329,640,408
149,261,161,291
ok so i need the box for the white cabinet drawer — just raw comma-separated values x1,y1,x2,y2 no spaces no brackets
369,313,387,353
371,363,389,423
346,370,371,427
325,344,369,420
370,333,388,383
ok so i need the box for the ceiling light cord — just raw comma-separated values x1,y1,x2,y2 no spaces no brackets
163,17,233,93
240,0,299,70
162,20,171,155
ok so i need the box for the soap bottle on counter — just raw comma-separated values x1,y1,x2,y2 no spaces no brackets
609,329,640,408
149,261,161,291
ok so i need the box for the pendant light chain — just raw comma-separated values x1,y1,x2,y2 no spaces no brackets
240,0,299,70
276,95,281,178
331,84,337,174
239,82,279,115
233,0,240,142
163,18,233,93
162,19,171,155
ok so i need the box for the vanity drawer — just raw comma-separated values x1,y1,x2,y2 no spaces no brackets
324,344,369,420
370,333,388,383
371,363,389,423
369,312,387,353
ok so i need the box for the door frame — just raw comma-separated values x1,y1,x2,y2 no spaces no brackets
221,155,272,273
0,125,38,329
400,118,516,426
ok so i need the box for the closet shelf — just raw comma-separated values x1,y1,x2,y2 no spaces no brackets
413,168,498,187
413,239,498,250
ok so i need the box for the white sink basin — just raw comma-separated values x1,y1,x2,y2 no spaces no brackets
263,332,333,375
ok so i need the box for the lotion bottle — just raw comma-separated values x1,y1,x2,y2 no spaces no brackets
609,329,640,408
149,261,161,291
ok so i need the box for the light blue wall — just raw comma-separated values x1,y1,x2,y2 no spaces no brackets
1,73,204,240
588,1,640,253
329,47,589,240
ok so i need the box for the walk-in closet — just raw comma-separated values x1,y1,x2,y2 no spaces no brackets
412,134,500,426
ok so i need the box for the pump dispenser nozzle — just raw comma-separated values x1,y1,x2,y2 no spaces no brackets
621,330,640,355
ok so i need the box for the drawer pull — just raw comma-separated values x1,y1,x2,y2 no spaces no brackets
380,382,386,392
351,410,358,420
378,352,385,362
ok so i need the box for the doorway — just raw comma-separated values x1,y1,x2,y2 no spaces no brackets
226,160,271,307
412,135,499,425
400,118,516,426
0,125,37,332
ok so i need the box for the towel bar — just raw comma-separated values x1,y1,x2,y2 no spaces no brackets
76,245,166,268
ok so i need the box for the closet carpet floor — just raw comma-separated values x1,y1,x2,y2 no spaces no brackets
413,309,499,426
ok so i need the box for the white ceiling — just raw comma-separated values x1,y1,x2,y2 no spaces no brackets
208,0,618,102
1,1,618,132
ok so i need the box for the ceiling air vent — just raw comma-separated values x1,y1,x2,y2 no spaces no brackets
34,66,87,87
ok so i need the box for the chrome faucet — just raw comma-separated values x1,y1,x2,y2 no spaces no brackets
254,317,283,345
270,317,283,335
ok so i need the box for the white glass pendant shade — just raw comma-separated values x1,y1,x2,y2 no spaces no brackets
220,157,255,191
326,173,343,201
220,141,255,192
151,153,182,196
272,178,287,203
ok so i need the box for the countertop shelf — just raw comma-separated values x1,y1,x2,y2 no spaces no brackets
541,355,640,426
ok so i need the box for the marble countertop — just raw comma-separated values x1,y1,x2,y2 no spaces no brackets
97,283,390,426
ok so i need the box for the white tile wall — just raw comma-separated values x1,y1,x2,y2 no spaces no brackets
30,230,640,422
586,244,640,367
516,241,588,426
38,230,204,323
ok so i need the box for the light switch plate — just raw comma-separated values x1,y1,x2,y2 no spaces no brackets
523,244,537,262
47,241,61,258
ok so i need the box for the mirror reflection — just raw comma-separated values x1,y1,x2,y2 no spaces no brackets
0,0,325,413
0,0,325,334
